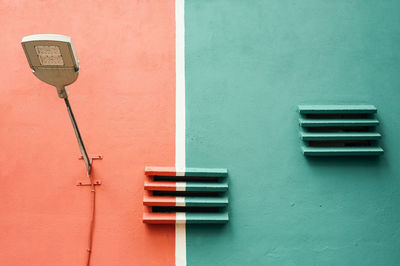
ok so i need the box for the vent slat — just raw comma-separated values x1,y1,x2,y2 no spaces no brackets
302,146,384,156
184,168,227,177
143,212,229,224
143,195,177,206
299,105,377,114
186,212,229,224
145,166,227,177
185,196,228,207
185,182,228,192
301,132,381,141
144,181,228,192
144,181,178,191
143,195,228,207
299,118,379,127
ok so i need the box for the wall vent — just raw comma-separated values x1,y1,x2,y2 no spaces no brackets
299,105,384,156
143,167,229,224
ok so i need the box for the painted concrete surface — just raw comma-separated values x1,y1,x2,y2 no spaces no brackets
185,1,400,265
0,1,176,265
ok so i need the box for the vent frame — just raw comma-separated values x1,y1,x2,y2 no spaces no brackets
298,105,384,156
143,167,229,224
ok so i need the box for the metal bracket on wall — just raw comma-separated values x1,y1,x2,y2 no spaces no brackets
76,154,103,186
79,154,103,165
76,180,102,186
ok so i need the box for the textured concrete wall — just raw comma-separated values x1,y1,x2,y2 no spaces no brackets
2,1,400,265
0,1,176,265
185,1,400,265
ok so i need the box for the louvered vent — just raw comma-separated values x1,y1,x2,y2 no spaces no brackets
299,105,384,156
143,167,229,224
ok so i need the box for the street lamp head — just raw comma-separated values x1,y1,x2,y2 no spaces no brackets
21,34,80,98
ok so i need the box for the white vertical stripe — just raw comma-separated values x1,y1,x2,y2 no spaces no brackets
175,0,186,266
175,171,185,176
176,182,186,191
176,212,186,224
175,1,185,170
175,196,186,207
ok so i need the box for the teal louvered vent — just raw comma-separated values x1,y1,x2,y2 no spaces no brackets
298,105,384,156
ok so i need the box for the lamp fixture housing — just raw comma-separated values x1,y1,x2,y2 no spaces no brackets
21,34,80,98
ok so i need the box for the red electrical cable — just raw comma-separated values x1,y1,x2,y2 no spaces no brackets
86,175,96,266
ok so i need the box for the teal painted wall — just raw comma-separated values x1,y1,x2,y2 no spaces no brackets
185,1,400,265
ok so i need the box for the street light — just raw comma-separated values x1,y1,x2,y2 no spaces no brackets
21,34,91,175
22,34,100,266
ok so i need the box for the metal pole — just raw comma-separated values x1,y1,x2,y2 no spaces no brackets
64,97,91,175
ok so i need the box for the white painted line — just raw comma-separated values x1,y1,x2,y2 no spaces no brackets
175,0,185,173
176,212,186,224
175,196,186,206
176,182,186,191
175,170,185,176
175,0,186,265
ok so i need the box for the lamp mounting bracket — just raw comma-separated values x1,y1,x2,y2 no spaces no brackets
76,154,103,186
76,180,102,186
79,154,103,165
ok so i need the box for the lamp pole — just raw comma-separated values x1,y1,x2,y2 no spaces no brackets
64,95,91,175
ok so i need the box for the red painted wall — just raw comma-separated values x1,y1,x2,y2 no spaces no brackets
0,1,176,265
